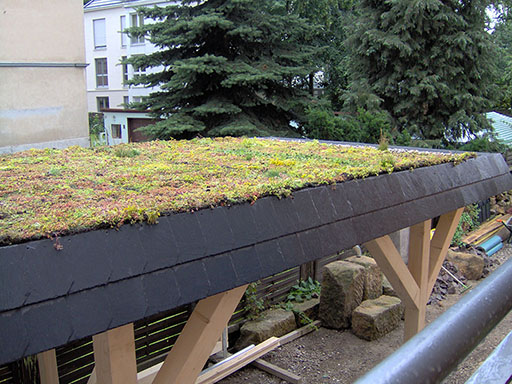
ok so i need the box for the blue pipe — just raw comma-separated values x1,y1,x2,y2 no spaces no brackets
478,235,502,252
486,242,503,257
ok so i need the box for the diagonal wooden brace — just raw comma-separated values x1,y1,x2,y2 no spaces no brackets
428,208,464,294
365,208,463,340
152,284,248,384
365,236,420,311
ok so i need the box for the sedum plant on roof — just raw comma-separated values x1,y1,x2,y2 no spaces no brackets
0,137,473,245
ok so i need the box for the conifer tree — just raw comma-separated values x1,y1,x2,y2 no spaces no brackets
126,0,318,139
348,0,497,140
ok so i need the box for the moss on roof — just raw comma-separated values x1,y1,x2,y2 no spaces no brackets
0,137,473,245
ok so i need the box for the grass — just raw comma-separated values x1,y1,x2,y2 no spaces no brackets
0,137,474,245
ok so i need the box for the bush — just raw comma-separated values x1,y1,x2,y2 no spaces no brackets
451,204,481,247
303,104,410,146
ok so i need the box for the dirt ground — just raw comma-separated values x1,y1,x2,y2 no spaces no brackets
219,245,512,384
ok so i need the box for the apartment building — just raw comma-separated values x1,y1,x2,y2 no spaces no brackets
84,0,173,112
0,0,89,153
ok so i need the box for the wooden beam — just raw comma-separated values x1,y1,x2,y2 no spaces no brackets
252,359,302,384
278,320,321,346
195,337,280,384
405,220,431,340
137,363,162,384
428,208,464,293
92,323,137,384
365,236,420,310
152,285,248,384
37,349,59,384
86,368,96,384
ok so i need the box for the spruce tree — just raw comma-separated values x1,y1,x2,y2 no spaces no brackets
126,0,318,139
348,0,497,141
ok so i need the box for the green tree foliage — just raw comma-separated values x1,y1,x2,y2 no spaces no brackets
126,0,318,139
302,101,411,145
493,19,512,110
284,0,358,106
347,0,497,141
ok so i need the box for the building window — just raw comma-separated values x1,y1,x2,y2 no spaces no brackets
123,96,129,108
95,58,108,87
130,13,145,45
121,56,129,85
111,124,122,139
120,15,127,47
133,96,142,103
132,55,146,77
97,97,109,111
93,18,106,49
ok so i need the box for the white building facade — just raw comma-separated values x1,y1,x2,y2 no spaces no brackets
84,0,173,113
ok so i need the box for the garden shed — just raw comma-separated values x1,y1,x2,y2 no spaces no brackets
1,138,511,383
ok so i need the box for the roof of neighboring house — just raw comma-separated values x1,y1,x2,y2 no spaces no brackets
487,111,512,146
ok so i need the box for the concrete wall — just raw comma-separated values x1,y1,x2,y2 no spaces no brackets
0,0,89,153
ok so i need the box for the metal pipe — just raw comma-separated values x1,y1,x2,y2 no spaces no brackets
355,255,512,384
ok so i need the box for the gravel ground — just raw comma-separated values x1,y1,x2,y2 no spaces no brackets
219,245,512,384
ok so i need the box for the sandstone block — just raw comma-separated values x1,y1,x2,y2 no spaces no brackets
235,308,296,350
319,261,365,329
345,255,383,299
292,298,319,326
382,275,397,297
352,295,403,341
446,250,484,280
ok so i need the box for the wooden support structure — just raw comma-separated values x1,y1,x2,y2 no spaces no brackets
152,284,248,384
196,337,280,384
365,208,463,340
252,358,301,384
91,323,138,384
37,349,59,384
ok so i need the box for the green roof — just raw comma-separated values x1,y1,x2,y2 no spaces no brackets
0,137,473,245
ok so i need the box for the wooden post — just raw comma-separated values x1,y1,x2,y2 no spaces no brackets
37,349,59,384
92,323,137,384
152,284,248,384
300,262,314,281
365,208,463,340
405,220,431,340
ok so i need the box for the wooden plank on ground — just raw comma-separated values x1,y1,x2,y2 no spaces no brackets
252,359,301,384
195,337,280,384
462,214,509,244
86,368,96,384
278,320,321,346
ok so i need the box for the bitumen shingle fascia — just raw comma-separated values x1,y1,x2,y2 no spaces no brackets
0,152,511,365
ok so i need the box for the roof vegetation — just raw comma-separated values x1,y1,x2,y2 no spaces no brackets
0,137,473,245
